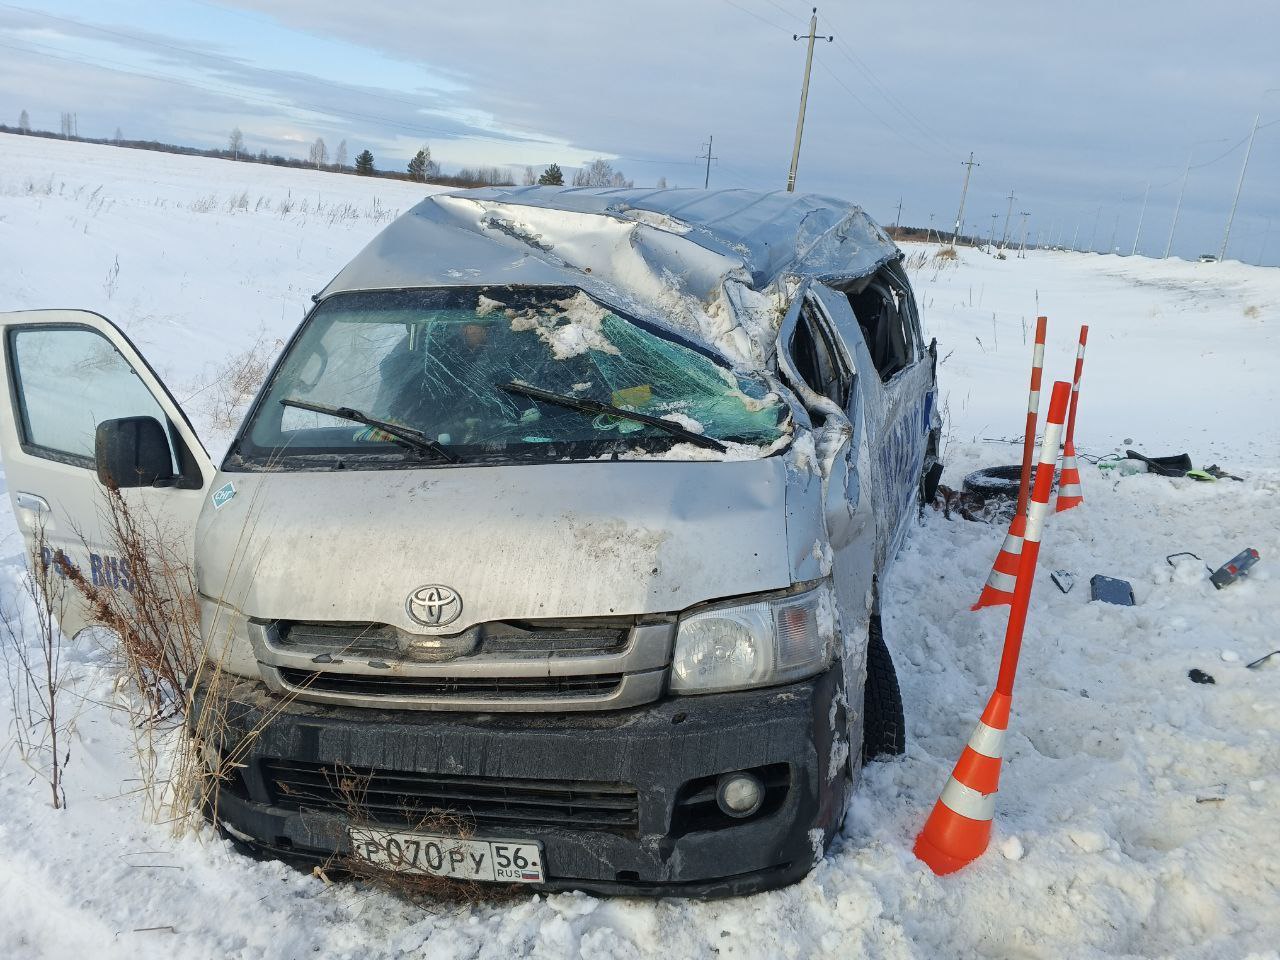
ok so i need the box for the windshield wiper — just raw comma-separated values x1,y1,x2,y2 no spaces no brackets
279,398,460,463
498,382,726,452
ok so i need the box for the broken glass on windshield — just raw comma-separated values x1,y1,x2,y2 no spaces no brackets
238,286,787,465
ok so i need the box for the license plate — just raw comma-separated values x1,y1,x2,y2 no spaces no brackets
348,827,545,884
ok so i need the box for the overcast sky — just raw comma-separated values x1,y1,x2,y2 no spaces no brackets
2,0,1278,263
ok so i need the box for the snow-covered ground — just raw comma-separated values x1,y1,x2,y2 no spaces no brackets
1,132,1278,959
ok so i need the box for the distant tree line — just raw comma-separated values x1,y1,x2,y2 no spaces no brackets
4,110,643,192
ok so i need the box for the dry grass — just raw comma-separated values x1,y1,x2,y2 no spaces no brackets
306,765,522,906
0,522,75,808
59,481,520,905
189,331,281,434
64,485,199,724
60,479,276,832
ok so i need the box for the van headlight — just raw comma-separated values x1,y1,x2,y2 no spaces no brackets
198,595,259,679
670,584,835,694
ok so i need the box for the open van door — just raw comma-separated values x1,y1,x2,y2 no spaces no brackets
0,310,213,638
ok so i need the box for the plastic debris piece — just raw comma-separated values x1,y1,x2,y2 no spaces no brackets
1051,570,1075,594
1188,668,1216,685
1089,575,1135,606
1210,547,1260,589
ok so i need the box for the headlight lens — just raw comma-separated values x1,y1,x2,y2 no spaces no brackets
670,585,834,694
198,595,259,679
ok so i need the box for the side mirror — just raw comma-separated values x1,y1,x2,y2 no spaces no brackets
95,416,174,488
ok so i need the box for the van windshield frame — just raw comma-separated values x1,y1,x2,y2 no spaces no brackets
225,285,789,471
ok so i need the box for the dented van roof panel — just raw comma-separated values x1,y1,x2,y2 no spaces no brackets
320,186,899,303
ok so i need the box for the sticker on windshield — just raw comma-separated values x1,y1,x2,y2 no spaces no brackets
211,481,236,510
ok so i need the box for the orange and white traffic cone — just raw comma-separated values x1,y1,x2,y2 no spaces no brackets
913,690,1010,874
1056,443,1084,511
917,380,1071,875
973,316,1047,610
972,515,1025,610
1055,325,1089,512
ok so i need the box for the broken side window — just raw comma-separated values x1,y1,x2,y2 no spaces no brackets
788,300,850,411
841,268,917,382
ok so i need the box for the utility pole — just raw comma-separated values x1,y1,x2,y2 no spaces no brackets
786,8,832,193
988,213,998,252
1131,182,1150,256
1220,114,1260,261
1070,220,1080,253
951,152,979,245
1088,206,1101,253
927,213,935,244
894,198,903,231
1018,211,1030,258
698,135,717,190
1000,188,1015,248
1166,150,1194,259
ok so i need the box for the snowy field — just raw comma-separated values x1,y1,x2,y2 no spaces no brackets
1,132,1278,959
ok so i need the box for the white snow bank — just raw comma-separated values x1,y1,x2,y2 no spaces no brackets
2,136,1279,959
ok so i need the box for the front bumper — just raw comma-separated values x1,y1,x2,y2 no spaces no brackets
194,664,849,898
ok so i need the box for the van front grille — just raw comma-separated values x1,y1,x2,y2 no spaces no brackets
262,758,639,833
272,619,629,660
277,667,624,700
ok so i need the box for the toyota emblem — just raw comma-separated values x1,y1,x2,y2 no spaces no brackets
406,584,463,627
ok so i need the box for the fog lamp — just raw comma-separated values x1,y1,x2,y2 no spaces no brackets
716,771,765,818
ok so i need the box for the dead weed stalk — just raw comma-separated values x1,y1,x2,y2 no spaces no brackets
0,521,75,808
307,764,518,906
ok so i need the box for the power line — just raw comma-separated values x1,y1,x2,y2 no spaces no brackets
718,0,945,162
811,56,938,159
759,0,803,20
717,0,791,32
817,9,956,156
1190,133,1252,170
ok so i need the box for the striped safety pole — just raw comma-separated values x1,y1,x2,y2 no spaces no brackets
973,315,1048,609
1055,325,1089,512
916,380,1071,875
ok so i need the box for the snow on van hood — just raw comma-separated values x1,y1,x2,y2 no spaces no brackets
197,458,797,631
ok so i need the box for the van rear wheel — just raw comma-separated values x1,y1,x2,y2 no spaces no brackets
862,615,905,761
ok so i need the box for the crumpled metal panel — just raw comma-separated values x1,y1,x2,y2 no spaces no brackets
196,457,793,631
320,186,898,306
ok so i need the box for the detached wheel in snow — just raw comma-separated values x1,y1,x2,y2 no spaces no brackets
962,464,1023,500
862,615,905,761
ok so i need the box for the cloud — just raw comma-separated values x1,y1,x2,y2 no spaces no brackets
1,0,1277,260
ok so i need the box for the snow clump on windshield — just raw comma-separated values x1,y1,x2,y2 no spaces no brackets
507,291,621,360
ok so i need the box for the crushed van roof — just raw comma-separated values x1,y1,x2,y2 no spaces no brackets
320,186,898,299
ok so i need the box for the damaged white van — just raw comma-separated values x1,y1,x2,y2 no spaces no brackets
0,187,939,896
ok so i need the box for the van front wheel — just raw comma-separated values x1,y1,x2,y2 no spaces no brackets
862,615,905,761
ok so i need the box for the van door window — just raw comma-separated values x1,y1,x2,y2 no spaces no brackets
788,303,849,409
842,270,916,382
7,326,171,468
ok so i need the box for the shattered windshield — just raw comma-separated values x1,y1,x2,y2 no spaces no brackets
232,286,788,467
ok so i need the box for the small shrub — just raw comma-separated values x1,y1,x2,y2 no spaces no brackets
192,331,281,434
1,523,74,808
